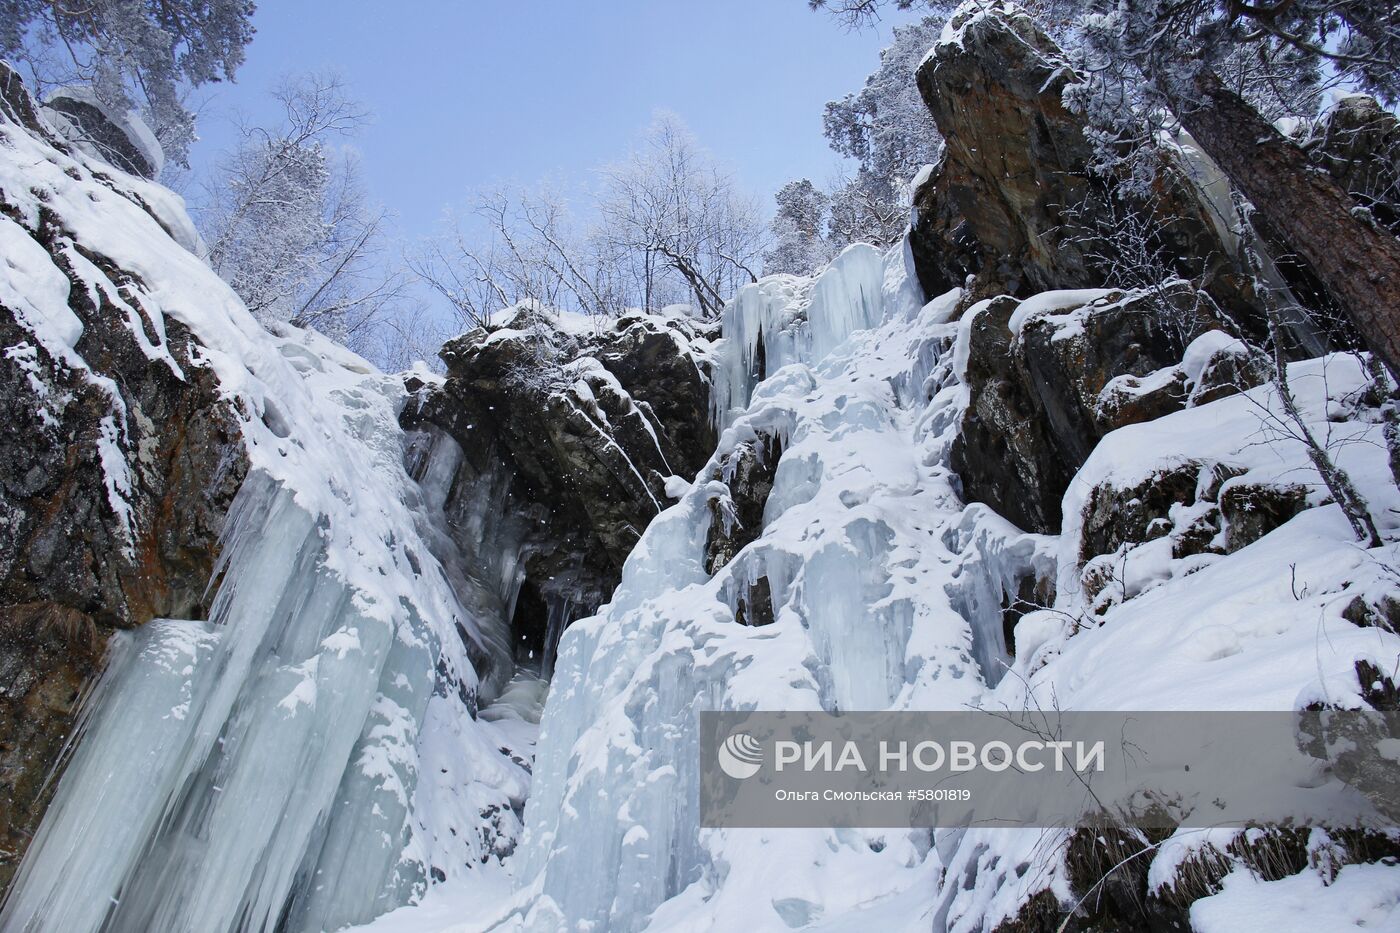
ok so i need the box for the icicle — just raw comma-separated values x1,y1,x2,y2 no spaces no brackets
540,596,574,682
943,505,1057,687
404,426,516,700
0,467,493,933
0,619,220,933
711,244,889,431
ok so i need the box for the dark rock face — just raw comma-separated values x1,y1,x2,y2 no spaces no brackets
1301,95,1400,236
911,7,1259,329
0,64,44,136
407,307,717,627
952,285,1215,533
0,70,247,888
704,435,781,577
1217,481,1310,553
912,10,1096,300
950,296,1065,533
1076,460,1311,611
42,91,160,180
704,435,782,628
0,285,244,627
1080,463,1211,570
593,316,716,474
1189,339,1269,406
0,604,105,892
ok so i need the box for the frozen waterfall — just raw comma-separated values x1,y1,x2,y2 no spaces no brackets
1,326,529,933
498,241,1050,931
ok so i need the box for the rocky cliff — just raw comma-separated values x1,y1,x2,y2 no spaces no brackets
912,6,1396,537
0,63,246,886
910,7,1400,931
403,304,716,672
910,5,1259,326
3,2,1400,929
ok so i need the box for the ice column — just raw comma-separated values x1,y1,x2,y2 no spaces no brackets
712,243,889,429
0,472,450,933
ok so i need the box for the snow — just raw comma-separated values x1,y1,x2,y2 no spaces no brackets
95,414,135,550
931,1,1032,57
0,77,527,933
0,214,86,366
1005,288,1113,337
935,352,1400,928
1190,861,1400,932
1180,329,1245,386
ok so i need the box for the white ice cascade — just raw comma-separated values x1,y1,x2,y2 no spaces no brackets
0,93,527,933
503,243,1054,931
2,414,520,933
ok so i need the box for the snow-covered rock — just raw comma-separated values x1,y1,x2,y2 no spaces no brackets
0,63,529,933
951,282,1223,532
42,85,165,179
404,303,718,681
0,62,247,886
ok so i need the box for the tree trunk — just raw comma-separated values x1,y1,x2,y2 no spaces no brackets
1169,67,1400,378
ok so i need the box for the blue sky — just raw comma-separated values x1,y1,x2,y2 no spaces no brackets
186,0,924,245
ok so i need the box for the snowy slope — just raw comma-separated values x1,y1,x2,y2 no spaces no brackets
357,234,1400,932
353,244,1049,932
0,74,529,933
5,54,1398,933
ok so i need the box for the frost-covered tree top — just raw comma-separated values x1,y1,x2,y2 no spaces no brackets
1073,0,1400,107
764,179,836,275
767,13,948,274
0,0,255,163
822,13,946,195
198,73,409,353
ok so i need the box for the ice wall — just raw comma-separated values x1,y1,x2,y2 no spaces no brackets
0,86,528,933
2,406,525,933
504,240,1027,931
404,425,519,700
711,243,894,430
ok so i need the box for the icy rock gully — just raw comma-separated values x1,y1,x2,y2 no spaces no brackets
4,62,1400,931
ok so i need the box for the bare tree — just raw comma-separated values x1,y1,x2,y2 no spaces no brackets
409,184,619,331
415,114,766,329
825,164,908,250
598,114,765,317
196,72,412,353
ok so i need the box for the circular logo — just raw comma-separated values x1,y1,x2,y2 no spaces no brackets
717,730,763,780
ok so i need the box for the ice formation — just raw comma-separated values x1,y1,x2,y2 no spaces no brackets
360,238,1400,931
465,241,1062,931
0,83,531,933
6,50,1400,933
